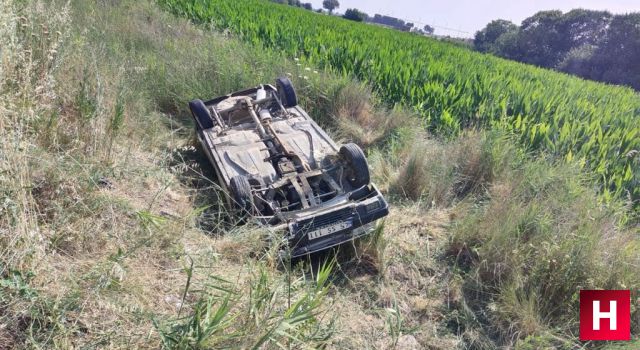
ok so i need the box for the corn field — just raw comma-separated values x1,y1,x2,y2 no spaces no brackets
159,0,640,205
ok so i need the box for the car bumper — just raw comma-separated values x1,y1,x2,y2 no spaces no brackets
287,189,389,257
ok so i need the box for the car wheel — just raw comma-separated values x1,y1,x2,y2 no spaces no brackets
189,99,214,130
339,143,370,188
229,175,254,215
276,77,298,108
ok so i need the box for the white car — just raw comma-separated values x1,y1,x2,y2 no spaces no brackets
189,78,389,257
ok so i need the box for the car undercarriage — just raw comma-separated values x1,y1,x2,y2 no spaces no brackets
190,78,389,256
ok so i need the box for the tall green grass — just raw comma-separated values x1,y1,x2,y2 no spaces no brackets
446,136,639,347
154,261,335,349
368,131,640,348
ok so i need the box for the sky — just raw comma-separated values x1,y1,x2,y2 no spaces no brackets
307,0,640,37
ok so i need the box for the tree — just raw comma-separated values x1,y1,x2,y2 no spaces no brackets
423,25,434,35
556,44,597,77
493,30,523,60
517,10,564,66
477,10,613,69
554,10,612,77
591,13,640,89
476,10,640,90
302,2,312,10
343,8,367,22
474,19,518,53
322,0,339,14
559,9,612,48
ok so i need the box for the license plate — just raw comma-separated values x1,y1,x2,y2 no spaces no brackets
307,219,353,240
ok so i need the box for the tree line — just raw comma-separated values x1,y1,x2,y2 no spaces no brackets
271,0,313,10
270,0,338,13
270,1,436,35
474,10,640,90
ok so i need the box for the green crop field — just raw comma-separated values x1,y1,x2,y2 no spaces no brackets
159,0,639,205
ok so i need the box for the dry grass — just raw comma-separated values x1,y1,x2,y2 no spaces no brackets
1,0,276,347
445,149,640,348
368,125,640,347
327,205,461,349
375,130,511,206
329,83,416,149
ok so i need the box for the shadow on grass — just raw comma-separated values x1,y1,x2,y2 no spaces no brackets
168,140,244,235
282,240,381,289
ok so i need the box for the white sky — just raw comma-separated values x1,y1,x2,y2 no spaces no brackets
307,0,640,37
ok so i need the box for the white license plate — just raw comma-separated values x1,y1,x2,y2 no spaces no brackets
307,219,353,240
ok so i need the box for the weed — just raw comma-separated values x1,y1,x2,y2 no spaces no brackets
154,260,335,349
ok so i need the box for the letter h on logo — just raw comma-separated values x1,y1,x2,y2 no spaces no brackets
580,290,630,341
593,300,616,331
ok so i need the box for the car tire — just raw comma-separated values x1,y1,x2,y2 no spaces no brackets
276,77,298,108
229,175,254,215
339,143,370,188
189,99,214,130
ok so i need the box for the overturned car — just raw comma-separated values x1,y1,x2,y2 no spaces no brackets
189,78,389,257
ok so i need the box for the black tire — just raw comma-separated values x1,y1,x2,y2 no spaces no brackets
229,175,254,215
276,77,298,108
189,99,214,130
339,143,370,188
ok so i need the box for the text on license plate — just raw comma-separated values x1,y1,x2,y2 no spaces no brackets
307,219,353,240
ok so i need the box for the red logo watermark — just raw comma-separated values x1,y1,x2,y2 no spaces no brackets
580,290,631,341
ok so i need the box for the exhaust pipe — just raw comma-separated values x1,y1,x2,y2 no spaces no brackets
257,88,273,121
